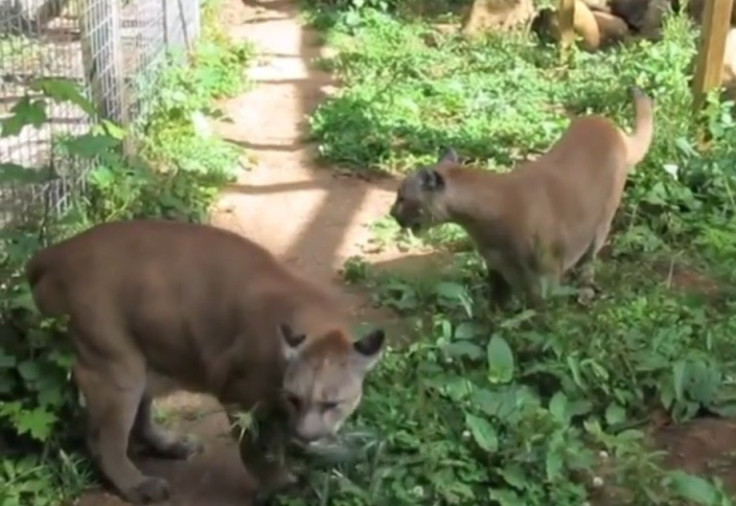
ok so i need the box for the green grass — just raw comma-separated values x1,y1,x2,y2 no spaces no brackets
281,3,736,506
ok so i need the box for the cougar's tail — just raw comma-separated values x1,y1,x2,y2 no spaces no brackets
624,85,654,167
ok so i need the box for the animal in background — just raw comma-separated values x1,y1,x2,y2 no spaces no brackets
389,86,654,309
26,220,386,504
534,0,736,51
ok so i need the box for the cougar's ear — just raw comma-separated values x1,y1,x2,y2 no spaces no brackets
438,148,459,164
278,323,307,361
352,328,385,372
418,168,445,192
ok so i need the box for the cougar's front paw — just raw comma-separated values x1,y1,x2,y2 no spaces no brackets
121,476,170,504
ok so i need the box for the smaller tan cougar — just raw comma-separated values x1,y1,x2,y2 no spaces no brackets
389,86,654,308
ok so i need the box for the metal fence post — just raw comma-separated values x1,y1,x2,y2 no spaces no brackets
162,0,169,49
80,0,128,124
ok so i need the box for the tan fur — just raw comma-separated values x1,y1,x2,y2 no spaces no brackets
26,220,385,504
583,0,611,12
592,11,631,45
532,1,631,51
573,0,602,50
461,0,535,37
390,87,654,307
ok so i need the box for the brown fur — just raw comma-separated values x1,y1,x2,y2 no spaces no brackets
26,220,385,504
592,10,631,45
389,86,654,308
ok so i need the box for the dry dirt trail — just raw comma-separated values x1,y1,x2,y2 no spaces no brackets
79,0,407,504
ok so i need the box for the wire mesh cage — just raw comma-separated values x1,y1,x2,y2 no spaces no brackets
0,0,201,228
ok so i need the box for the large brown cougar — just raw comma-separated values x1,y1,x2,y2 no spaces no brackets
26,219,386,504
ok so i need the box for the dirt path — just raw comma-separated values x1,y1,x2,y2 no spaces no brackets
78,1,405,504
211,0,402,291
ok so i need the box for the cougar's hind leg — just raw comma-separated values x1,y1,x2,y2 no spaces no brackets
131,390,203,460
574,227,611,305
72,317,170,505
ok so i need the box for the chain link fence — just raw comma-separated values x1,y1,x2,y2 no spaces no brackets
0,0,201,227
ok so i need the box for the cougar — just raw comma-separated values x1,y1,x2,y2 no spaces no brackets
25,220,385,504
389,86,654,308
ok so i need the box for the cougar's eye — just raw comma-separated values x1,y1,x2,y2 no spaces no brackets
285,393,301,412
320,401,339,412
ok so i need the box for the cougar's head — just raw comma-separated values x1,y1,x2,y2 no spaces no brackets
278,324,385,443
389,148,459,234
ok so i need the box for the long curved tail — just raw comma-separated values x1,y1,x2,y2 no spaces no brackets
624,85,655,166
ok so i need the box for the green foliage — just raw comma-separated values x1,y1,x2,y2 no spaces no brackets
0,1,253,502
282,3,736,506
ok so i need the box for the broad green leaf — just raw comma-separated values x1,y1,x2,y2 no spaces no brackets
435,281,466,301
442,376,474,401
687,361,721,404
434,281,473,316
0,163,53,184
568,399,593,417
669,471,718,505
567,355,585,390
444,341,484,360
545,449,563,481
465,413,498,452
1,97,48,137
38,386,65,407
13,407,57,441
0,350,16,368
63,134,121,158
89,166,115,187
605,402,627,426
473,388,513,420
617,429,645,442
17,361,42,382
490,488,525,506
99,119,127,139
549,391,568,423
660,383,675,409
498,464,526,489
487,335,514,384
31,77,96,116
10,289,39,313
454,321,485,340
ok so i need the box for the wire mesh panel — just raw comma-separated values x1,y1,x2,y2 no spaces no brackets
119,0,166,120
0,0,202,228
165,0,200,53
